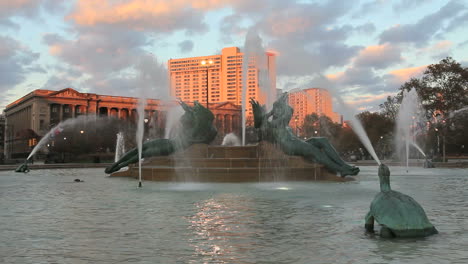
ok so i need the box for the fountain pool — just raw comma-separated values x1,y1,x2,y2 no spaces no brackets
1,167,466,263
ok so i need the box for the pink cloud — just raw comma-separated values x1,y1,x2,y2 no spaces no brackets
346,92,395,106
67,0,236,30
388,65,427,84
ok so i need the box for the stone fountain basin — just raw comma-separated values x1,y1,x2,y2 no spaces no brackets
110,142,354,182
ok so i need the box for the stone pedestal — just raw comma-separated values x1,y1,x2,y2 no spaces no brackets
110,142,350,182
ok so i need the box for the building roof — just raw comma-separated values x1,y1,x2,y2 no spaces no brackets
5,88,163,111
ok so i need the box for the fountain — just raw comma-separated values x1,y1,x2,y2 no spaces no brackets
221,133,241,146
396,88,430,169
114,132,126,162
15,115,103,173
106,94,358,181
241,28,276,146
136,97,146,188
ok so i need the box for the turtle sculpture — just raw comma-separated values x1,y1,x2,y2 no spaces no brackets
365,164,438,238
105,100,217,174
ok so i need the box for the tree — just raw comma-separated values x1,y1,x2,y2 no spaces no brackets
399,57,468,119
398,57,468,158
379,95,400,121
302,114,341,138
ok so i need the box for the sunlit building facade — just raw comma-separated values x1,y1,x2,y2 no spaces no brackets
168,47,276,115
3,88,242,159
288,88,341,129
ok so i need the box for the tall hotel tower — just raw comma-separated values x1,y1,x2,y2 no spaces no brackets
168,47,276,113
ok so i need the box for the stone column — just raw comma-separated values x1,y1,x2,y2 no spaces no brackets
71,104,76,118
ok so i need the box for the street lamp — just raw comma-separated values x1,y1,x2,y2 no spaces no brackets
200,59,214,109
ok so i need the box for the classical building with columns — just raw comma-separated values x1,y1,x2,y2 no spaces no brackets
0,114,5,163
3,88,241,159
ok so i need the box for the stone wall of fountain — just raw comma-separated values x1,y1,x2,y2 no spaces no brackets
109,142,345,182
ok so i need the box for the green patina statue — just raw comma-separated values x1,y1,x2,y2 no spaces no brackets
15,160,30,173
250,93,359,177
365,164,438,238
105,101,217,174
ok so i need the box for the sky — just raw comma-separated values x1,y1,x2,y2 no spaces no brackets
1,0,467,114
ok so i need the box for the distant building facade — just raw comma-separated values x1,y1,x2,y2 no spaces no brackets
3,88,241,159
288,88,341,130
0,114,5,163
168,47,276,114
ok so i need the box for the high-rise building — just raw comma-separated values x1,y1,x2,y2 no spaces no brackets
168,47,276,114
288,88,341,129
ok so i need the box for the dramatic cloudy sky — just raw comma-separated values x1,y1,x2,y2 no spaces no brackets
1,0,467,113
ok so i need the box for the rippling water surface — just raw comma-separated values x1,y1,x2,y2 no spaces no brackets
1,166,467,263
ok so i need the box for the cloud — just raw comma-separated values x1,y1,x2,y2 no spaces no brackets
67,0,227,33
354,43,403,69
178,40,194,53
384,65,427,85
43,29,148,76
345,92,395,106
392,0,431,12
0,0,67,29
246,1,363,77
417,40,453,60
379,0,465,46
354,22,376,35
42,28,169,98
0,35,42,92
352,0,390,18
327,67,382,88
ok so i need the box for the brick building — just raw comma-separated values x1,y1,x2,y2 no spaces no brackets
288,88,341,131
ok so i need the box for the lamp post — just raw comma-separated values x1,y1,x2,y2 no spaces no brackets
380,135,385,160
200,59,214,109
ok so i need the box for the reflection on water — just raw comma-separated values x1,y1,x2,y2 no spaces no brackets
0,167,467,263
189,195,258,263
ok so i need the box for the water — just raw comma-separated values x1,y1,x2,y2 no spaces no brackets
27,115,94,161
164,104,184,139
1,167,467,263
396,89,426,169
221,133,241,146
411,141,427,158
242,28,276,145
114,132,126,162
335,95,381,165
136,97,146,187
